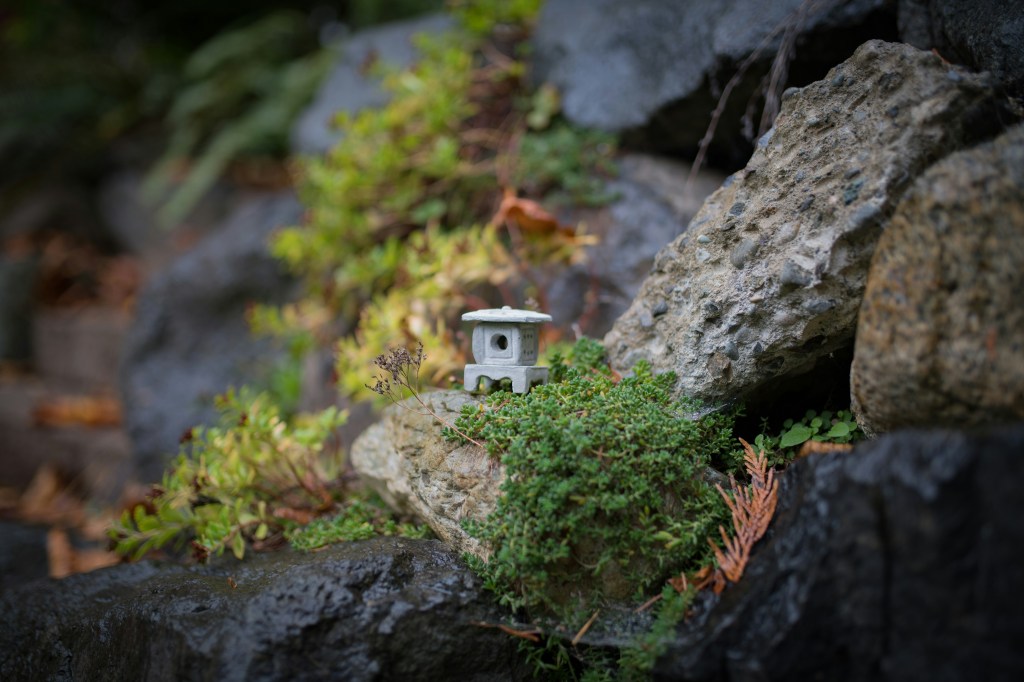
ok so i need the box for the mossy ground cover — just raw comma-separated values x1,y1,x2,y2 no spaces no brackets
450,340,737,677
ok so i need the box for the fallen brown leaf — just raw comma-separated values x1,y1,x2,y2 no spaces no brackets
696,438,779,594
493,187,573,236
32,394,122,428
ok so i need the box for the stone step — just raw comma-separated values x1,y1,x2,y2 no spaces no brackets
31,306,130,391
0,377,133,502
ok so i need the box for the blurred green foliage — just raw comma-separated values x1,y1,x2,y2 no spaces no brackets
262,5,616,404
143,10,331,227
0,0,444,205
109,389,351,561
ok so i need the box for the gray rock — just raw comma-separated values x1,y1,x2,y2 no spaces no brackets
97,170,239,270
121,192,300,481
899,0,1024,97
351,390,499,561
655,425,1024,681
291,13,455,156
605,41,1006,406
548,154,726,336
0,537,528,681
851,124,1024,436
532,0,896,159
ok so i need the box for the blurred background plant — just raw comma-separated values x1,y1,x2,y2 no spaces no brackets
0,0,443,215
140,10,333,228
259,0,616,405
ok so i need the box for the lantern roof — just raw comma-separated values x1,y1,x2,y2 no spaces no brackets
461,306,552,324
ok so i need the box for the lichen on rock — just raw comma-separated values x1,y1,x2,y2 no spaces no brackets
851,122,1024,435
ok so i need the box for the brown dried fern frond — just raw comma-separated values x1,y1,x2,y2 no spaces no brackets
697,438,779,594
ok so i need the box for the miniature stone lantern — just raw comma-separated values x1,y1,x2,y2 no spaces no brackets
462,306,552,393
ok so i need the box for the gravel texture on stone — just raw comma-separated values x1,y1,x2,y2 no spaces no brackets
350,390,499,561
0,537,527,681
605,40,1005,407
851,123,1024,436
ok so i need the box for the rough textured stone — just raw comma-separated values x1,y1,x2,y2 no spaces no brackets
655,425,1024,681
291,13,454,156
121,192,300,482
532,0,897,160
549,154,726,337
351,390,498,561
0,537,528,681
851,124,1024,436
605,41,1006,407
899,0,1024,97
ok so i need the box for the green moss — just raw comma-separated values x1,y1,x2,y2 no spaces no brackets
453,341,735,619
287,498,429,551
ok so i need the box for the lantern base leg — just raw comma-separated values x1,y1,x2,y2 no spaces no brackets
464,364,549,394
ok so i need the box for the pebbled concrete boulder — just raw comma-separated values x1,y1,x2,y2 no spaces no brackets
351,390,498,561
532,0,897,160
851,123,1024,436
121,192,300,482
0,537,528,681
605,40,1006,407
291,13,454,156
655,425,1024,681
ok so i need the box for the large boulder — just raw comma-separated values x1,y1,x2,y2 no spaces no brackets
851,123,1024,436
121,192,300,482
291,13,455,157
0,537,528,681
604,40,1006,408
655,425,1024,681
532,0,898,161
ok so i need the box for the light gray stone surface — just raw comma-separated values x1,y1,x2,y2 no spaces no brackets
350,390,500,561
851,123,1024,436
605,41,1006,406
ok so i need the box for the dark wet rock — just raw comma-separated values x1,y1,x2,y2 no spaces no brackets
121,192,300,481
532,0,898,161
851,123,1024,436
549,154,725,336
899,0,1024,97
0,521,49,591
605,41,1007,408
0,536,528,681
655,425,1024,681
291,14,454,156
